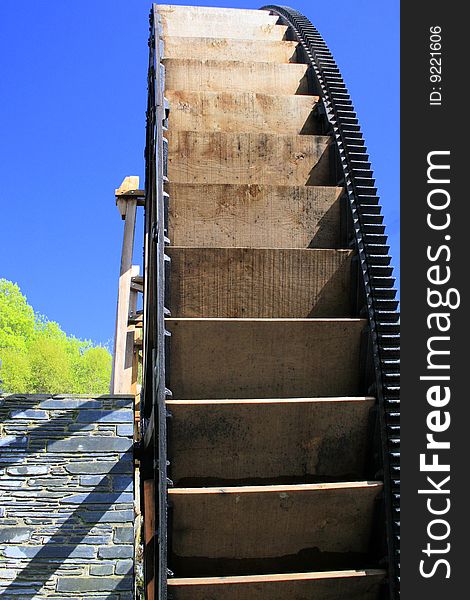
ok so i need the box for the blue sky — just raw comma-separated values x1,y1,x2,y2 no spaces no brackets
0,0,399,346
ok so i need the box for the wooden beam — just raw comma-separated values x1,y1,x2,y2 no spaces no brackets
167,569,386,600
164,59,309,95
166,318,365,399
159,6,287,40
128,311,143,327
128,264,139,397
111,176,139,394
167,397,375,484
169,482,382,569
166,91,320,135
143,478,155,600
158,5,281,25
167,131,331,186
130,280,144,293
167,248,353,318
162,22,289,41
163,38,299,64
167,184,344,249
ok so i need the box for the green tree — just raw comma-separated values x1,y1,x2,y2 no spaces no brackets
73,346,113,394
0,279,35,351
0,278,111,394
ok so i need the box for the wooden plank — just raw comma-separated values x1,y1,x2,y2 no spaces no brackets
163,37,299,63
167,397,375,484
159,8,287,40
169,482,382,565
167,570,386,600
166,91,320,134
167,132,331,186
167,248,353,318
143,478,155,600
158,5,280,25
167,184,343,249
166,318,365,399
162,22,288,41
164,59,309,95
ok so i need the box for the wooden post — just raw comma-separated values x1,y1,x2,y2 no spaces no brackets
143,478,156,600
111,176,139,394
128,264,140,397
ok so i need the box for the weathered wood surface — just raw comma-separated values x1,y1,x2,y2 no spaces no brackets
167,397,375,484
162,22,288,41
167,570,385,600
166,91,319,134
153,5,384,593
158,4,280,25
167,132,331,186
164,59,309,95
166,318,365,399
167,184,344,249
169,482,382,559
163,37,299,63
167,248,353,318
159,6,287,40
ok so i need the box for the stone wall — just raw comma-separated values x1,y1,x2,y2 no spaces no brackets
0,394,134,599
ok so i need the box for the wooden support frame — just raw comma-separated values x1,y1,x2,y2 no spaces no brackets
140,7,170,599
111,176,147,600
111,176,143,395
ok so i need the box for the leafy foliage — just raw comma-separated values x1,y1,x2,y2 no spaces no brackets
0,279,111,394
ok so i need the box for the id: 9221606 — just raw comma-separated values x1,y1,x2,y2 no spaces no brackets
429,25,442,106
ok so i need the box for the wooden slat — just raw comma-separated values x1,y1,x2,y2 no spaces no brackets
166,91,320,134
164,59,308,95
158,5,280,25
162,22,288,41
166,318,365,399
167,569,386,600
159,7,287,41
169,482,382,567
167,397,375,484
167,248,353,318
167,132,331,186
167,184,343,249
163,37,299,63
